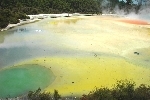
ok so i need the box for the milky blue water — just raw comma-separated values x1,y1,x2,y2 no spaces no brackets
0,19,85,68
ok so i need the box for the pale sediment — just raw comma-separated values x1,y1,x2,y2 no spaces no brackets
46,16,150,57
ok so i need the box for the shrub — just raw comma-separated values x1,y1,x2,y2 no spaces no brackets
9,17,19,24
89,87,114,100
16,13,29,19
134,84,150,100
0,16,9,28
28,88,53,100
0,9,10,28
54,90,61,100
28,88,61,100
81,80,150,100
112,80,135,100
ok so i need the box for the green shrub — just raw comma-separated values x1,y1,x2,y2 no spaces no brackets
54,90,61,100
88,87,114,100
134,84,150,100
16,13,28,19
0,9,10,28
112,80,135,100
80,80,150,100
28,88,61,100
9,18,19,24
28,88,53,100
0,16,9,28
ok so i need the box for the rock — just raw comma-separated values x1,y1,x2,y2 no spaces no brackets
134,52,139,55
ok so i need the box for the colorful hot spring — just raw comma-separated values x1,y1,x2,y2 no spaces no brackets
0,64,55,98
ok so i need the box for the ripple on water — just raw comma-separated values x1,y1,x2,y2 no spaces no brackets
0,64,55,98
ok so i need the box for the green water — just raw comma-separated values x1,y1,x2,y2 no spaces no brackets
0,64,55,98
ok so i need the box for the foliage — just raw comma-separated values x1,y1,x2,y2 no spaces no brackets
28,88,61,100
54,90,61,100
9,18,19,24
112,80,135,100
0,8,29,29
80,80,150,100
16,13,30,20
0,16,9,28
1,0,149,28
0,0,100,14
88,87,114,100
0,0,100,28
134,84,150,100
28,88,52,100
0,9,10,28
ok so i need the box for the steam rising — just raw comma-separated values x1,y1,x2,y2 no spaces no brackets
101,0,150,21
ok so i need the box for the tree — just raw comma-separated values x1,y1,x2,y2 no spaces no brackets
0,9,10,28
0,16,9,29
53,90,61,100
125,0,133,13
118,0,126,10
87,87,113,100
28,88,53,100
134,84,150,100
112,80,135,100
135,0,145,13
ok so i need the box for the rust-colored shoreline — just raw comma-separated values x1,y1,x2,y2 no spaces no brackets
97,15,149,25
117,19,149,25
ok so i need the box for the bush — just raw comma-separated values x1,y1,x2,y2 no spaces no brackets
88,88,114,100
80,80,150,100
134,84,150,100
9,17,19,24
28,88,53,100
28,88,61,100
112,80,135,100
54,90,61,100
0,16,9,28
16,13,29,20
0,9,10,28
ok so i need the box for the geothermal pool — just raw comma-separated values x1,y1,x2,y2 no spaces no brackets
0,64,55,98
0,15,150,97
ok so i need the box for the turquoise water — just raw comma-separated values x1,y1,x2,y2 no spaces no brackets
0,64,55,98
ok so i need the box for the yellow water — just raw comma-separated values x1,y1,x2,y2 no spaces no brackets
24,56,150,96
